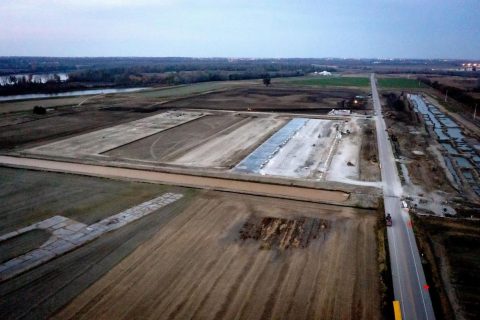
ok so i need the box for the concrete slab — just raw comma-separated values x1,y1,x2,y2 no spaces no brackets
36,216,65,229
0,192,183,282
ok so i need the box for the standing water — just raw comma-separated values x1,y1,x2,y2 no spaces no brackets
0,87,149,102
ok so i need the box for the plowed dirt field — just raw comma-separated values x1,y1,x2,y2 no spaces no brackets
55,191,381,320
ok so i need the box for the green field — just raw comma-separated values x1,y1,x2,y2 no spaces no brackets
136,79,257,98
378,78,427,89
285,76,370,87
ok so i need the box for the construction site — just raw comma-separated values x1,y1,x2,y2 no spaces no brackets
0,75,478,320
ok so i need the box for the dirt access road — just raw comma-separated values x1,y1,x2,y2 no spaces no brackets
54,191,381,320
0,156,349,203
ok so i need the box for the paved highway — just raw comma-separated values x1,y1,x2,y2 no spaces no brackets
371,74,435,320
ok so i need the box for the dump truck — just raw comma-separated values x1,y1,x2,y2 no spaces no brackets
386,213,392,227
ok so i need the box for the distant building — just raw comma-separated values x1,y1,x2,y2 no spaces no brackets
461,63,478,72
313,71,332,76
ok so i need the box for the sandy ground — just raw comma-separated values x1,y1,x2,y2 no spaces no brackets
54,191,381,320
259,119,338,179
0,156,350,203
26,111,205,157
171,116,286,168
327,118,382,187
105,114,244,162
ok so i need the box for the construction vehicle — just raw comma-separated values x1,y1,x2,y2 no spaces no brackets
386,213,392,227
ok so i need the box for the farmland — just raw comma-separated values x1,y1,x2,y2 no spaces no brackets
16,108,380,191
54,191,382,320
159,86,369,112
284,76,370,87
377,77,427,89
414,216,480,320
0,3,477,319
0,167,169,234
0,76,386,320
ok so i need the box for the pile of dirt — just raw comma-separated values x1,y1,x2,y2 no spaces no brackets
54,192,381,320
359,121,380,181
239,215,328,250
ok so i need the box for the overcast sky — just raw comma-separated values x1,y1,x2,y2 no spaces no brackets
1,0,479,59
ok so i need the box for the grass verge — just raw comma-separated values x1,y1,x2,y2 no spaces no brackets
378,78,427,89
285,76,370,87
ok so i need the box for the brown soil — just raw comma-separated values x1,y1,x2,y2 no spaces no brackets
359,120,380,181
54,191,382,320
413,216,480,320
162,87,367,112
423,75,478,91
0,156,350,204
382,98,456,194
0,166,168,234
105,114,245,162
0,187,193,320
0,108,149,150
239,215,329,250
0,96,89,114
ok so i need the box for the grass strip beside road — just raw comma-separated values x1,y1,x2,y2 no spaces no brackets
378,78,427,89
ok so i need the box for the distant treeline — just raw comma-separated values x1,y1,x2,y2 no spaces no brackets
67,68,311,86
418,76,480,108
66,59,340,86
0,76,89,96
0,59,338,95
0,56,469,76
0,57,335,76
1,56,478,96
378,69,480,78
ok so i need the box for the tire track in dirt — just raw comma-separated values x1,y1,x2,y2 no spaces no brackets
112,201,227,319
54,192,381,320
212,254,258,320
259,259,291,320
277,251,311,319
188,247,241,319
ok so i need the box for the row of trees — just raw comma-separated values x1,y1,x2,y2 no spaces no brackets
0,80,83,96
0,57,339,76
417,77,480,107
3,74,64,86
66,66,312,86
1,61,325,94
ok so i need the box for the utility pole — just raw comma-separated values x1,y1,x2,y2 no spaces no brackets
444,89,448,102
474,103,477,120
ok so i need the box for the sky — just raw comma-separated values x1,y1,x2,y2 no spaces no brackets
0,0,479,59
